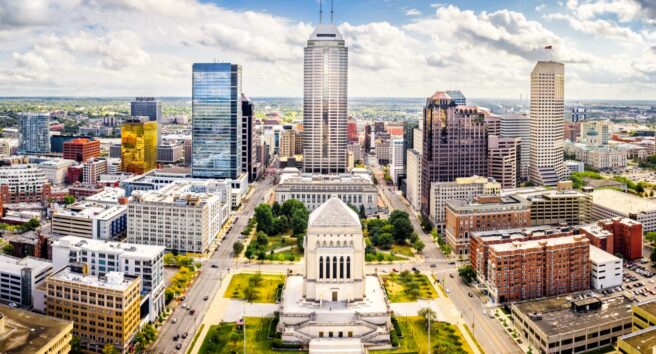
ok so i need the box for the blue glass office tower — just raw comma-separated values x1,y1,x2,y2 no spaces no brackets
191,63,242,179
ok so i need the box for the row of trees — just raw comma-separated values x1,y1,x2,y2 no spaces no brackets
255,199,309,237
365,210,424,252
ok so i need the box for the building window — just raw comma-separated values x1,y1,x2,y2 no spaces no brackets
326,256,330,279
340,257,344,279
333,256,337,279
319,257,323,279
347,257,351,279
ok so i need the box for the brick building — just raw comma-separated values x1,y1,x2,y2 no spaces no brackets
580,217,643,260
470,225,574,283
62,138,100,162
444,195,531,256
488,235,590,303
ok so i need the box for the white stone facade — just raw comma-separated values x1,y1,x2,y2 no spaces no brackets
590,246,622,290
405,149,421,211
429,176,501,229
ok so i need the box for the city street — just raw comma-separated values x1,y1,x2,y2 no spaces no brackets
152,175,274,353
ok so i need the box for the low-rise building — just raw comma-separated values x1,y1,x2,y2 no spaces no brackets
565,160,584,173
580,217,643,260
589,245,622,290
429,176,501,231
157,143,183,163
444,195,530,256
67,183,104,199
45,265,141,353
85,187,128,206
616,326,656,354
0,303,73,354
82,158,107,184
590,189,656,233
487,236,590,303
0,164,49,203
51,202,127,240
275,167,378,214
37,159,74,185
512,295,632,354
52,236,165,322
127,181,229,253
0,254,52,308
63,138,100,163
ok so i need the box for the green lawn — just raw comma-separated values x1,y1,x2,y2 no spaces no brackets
252,234,304,262
381,273,437,302
198,317,306,354
390,244,415,258
372,316,473,354
224,273,286,303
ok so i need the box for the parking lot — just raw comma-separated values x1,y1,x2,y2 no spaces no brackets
598,258,656,300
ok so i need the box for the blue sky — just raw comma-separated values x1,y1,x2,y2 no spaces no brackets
0,0,654,99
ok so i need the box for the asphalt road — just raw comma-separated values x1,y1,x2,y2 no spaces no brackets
153,175,274,354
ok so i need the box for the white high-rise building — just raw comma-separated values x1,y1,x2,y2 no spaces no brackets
529,61,567,186
389,138,404,184
302,12,348,174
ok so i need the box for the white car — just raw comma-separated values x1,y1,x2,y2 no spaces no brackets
8,302,17,308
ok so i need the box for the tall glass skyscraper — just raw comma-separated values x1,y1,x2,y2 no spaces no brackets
191,63,242,179
17,113,50,154
303,15,348,174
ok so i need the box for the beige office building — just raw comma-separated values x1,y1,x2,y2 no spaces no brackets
529,61,567,186
429,176,501,230
0,304,73,354
512,187,591,226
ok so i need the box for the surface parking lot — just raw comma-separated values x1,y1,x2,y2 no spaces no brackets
600,259,656,300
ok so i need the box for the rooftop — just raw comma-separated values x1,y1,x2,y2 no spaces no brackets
0,254,52,275
472,225,573,243
50,267,139,291
446,195,529,211
589,245,621,263
591,189,656,214
308,197,361,229
130,181,223,206
53,202,126,219
619,326,656,353
513,294,632,336
53,235,165,259
278,170,374,185
0,304,73,354
635,299,656,317
490,235,587,253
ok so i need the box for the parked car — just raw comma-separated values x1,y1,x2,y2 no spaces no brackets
176,343,183,350
172,318,177,324
204,296,209,301
468,292,473,297
182,332,188,339
173,334,180,341
190,309,196,315
211,264,218,269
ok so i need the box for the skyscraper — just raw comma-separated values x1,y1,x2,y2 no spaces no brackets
17,113,50,154
303,9,348,174
131,97,162,146
501,113,530,181
420,92,488,215
445,90,467,106
529,61,567,186
191,63,243,179
121,118,157,175
241,94,256,182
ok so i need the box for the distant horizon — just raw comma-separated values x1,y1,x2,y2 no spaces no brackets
0,96,655,104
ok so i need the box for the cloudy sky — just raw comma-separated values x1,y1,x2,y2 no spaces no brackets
0,0,654,99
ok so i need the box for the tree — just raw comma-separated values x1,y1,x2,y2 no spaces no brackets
273,215,290,234
24,218,40,231
420,215,433,233
458,265,476,285
359,204,367,219
418,307,436,328
291,209,309,236
2,243,14,256
257,251,266,262
256,231,269,246
272,201,281,216
377,232,394,249
163,253,177,266
70,336,83,354
243,286,259,302
651,248,656,264
254,204,274,234
102,343,120,354
233,241,244,257
63,195,76,205
287,253,296,262
392,217,413,244
646,232,656,245
389,210,409,225
244,248,253,260
280,199,306,218
413,239,425,253
296,234,305,251
230,331,241,348
376,253,385,262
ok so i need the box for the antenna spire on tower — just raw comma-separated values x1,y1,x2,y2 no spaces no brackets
319,0,323,24
331,0,334,23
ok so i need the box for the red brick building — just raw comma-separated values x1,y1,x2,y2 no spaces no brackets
488,235,590,303
66,165,83,184
580,218,643,260
444,195,531,255
63,138,100,163
68,183,104,199
347,118,358,143
470,225,574,283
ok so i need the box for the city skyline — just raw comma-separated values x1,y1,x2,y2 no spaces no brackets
0,0,654,100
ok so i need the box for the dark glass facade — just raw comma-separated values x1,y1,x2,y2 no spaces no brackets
191,63,242,179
